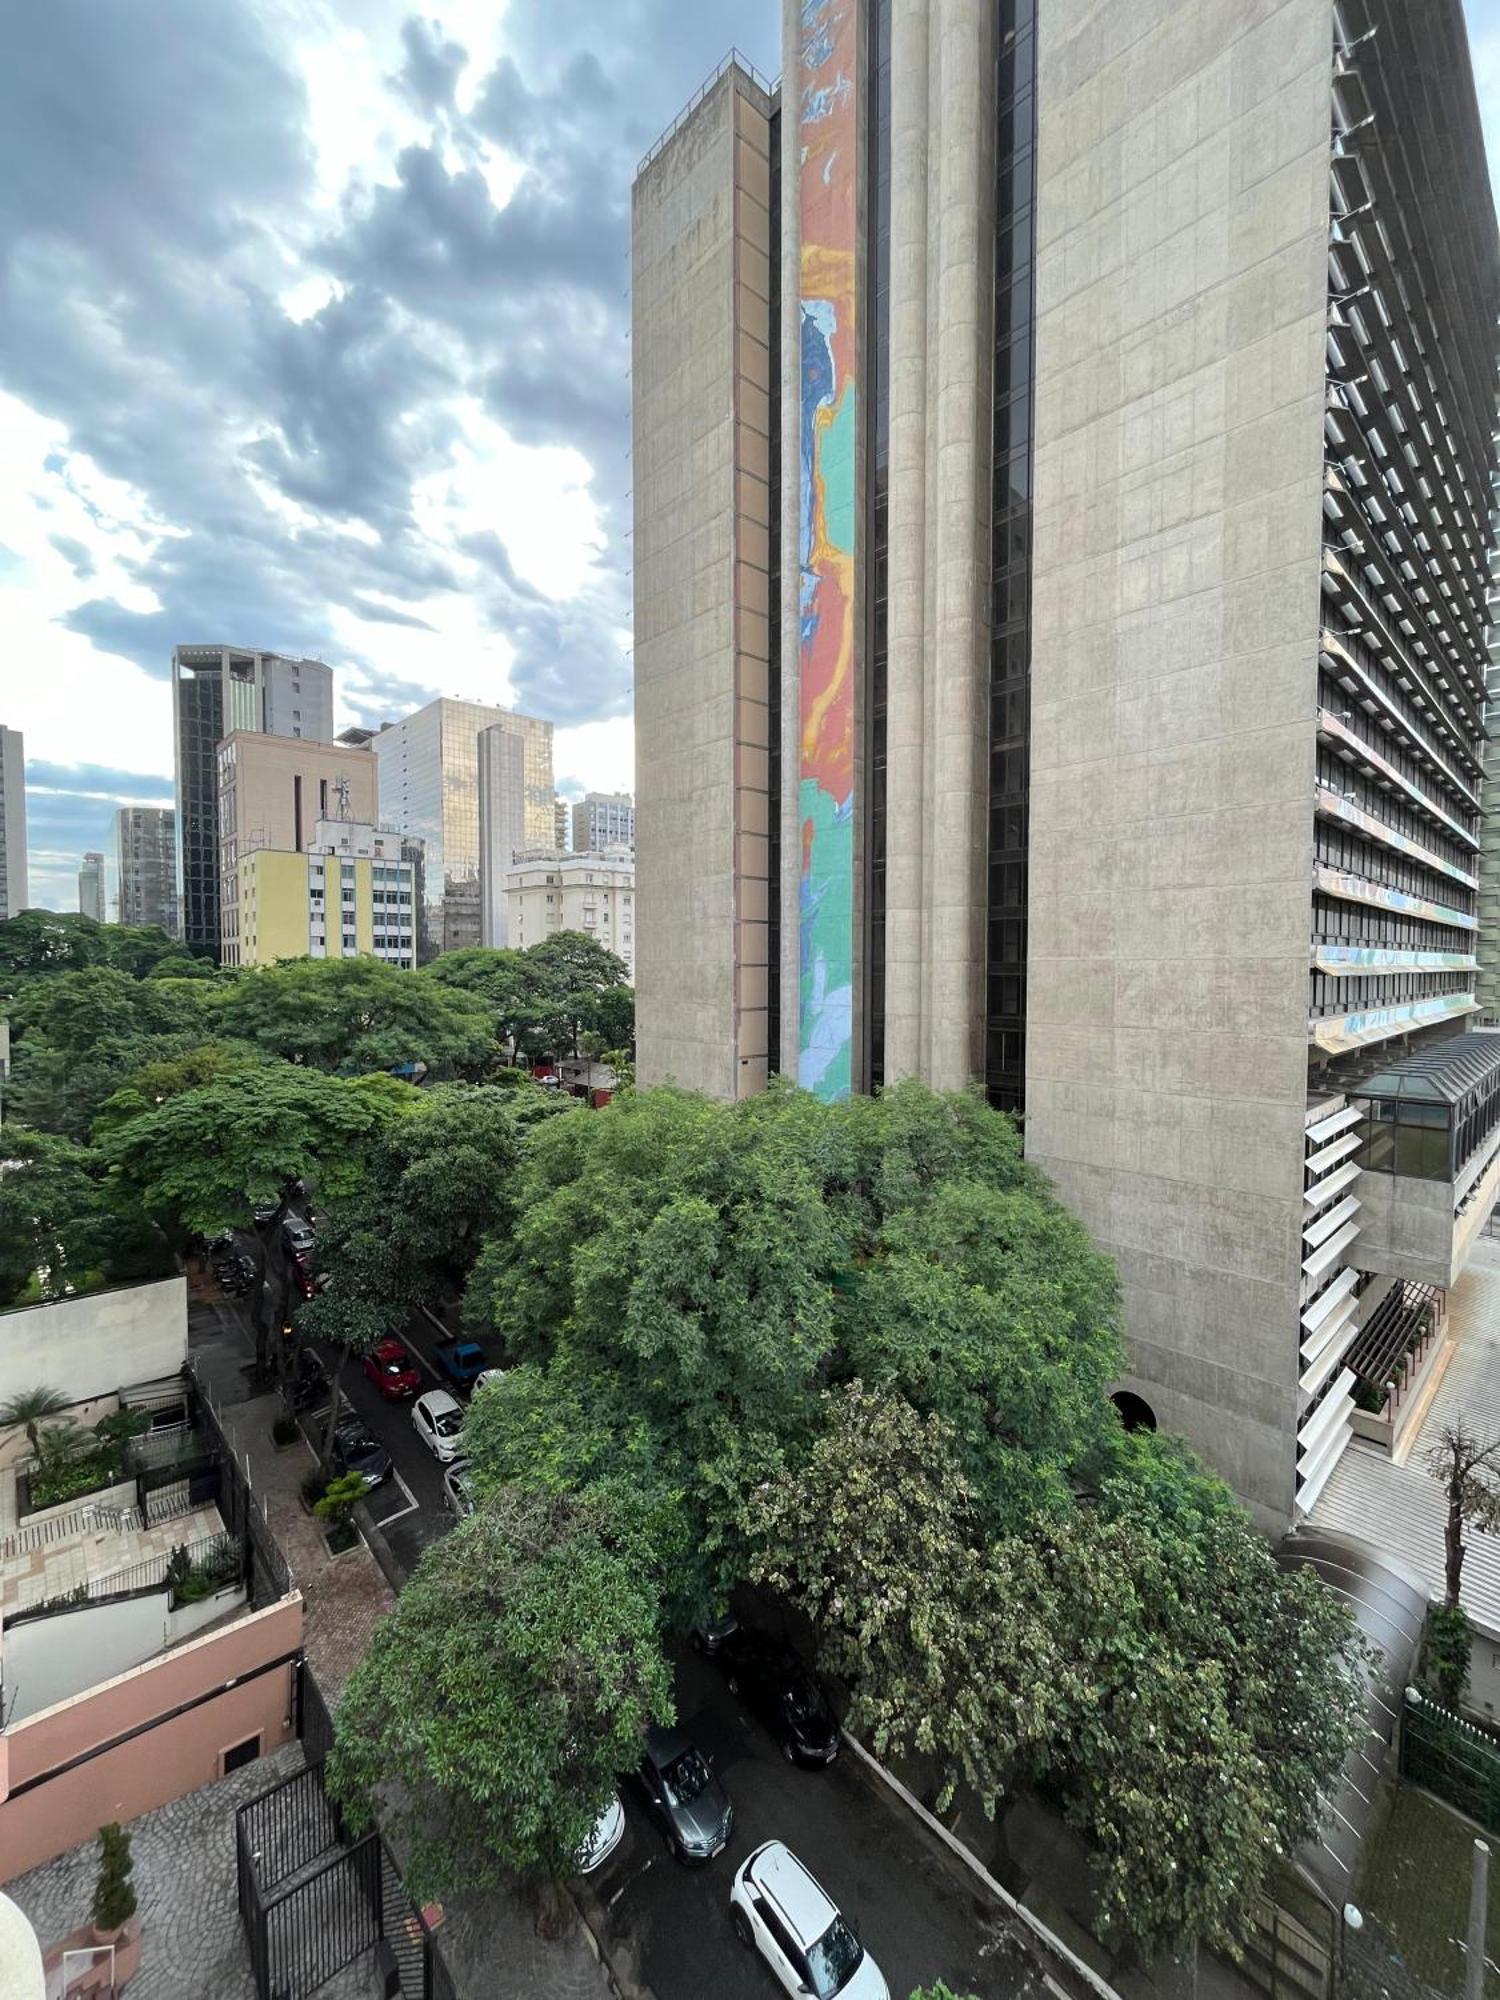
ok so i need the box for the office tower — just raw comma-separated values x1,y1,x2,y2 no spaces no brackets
571,792,636,855
171,646,335,955
78,852,105,923
633,54,778,1100
0,727,27,920
506,847,636,977
373,698,554,962
228,819,416,968
216,734,377,967
116,806,178,935
633,0,1498,1526
479,725,527,948
554,797,571,852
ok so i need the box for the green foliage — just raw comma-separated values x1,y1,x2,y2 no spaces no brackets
92,1040,268,1141
0,1385,70,1451
0,1126,169,1308
1424,1602,1473,1707
908,1987,980,2000
315,1472,370,1526
92,1822,137,1931
327,1485,672,1900
0,910,180,983
424,937,634,1064
213,955,497,1075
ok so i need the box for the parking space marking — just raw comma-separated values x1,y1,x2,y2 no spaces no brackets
397,1328,443,1383
371,1469,419,1528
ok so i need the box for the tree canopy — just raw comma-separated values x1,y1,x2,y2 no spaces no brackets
212,955,498,1075
0,1126,170,1308
0,910,185,983
328,1485,672,1901
424,934,634,1063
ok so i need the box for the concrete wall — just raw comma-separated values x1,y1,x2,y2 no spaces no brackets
1025,0,1335,1525
0,1596,301,1881
0,1279,187,1410
5,1584,248,1722
633,66,775,1099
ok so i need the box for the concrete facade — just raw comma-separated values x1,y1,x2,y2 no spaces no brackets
1023,0,1334,1523
504,847,636,976
0,727,25,921
76,853,104,923
478,724,527,948
0,1278,187,1407
571,792,636,855
230,820,415,968
633,59,776,1098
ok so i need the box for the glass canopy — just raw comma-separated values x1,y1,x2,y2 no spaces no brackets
1354,1030,1500,1181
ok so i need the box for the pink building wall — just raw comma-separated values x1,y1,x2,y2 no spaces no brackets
0,1596,302,1881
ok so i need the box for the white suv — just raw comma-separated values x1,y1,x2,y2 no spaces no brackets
729,1842,889,1999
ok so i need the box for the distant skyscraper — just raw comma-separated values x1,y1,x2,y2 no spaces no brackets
571,792,635,855
171,645,335,956
373,698,553,961
0,727,27,920
478,725,527,949
78,852,105,923
116,806,177,935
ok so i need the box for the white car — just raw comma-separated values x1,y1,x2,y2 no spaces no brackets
730,1842,888,2000
472,1367,507,1393
442,1460,477,1517
411,1388,466,1463
577,1793,625,1875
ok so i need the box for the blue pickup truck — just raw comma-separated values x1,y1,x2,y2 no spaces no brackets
433,1339,488,1390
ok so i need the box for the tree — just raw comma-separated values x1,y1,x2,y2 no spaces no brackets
214,956,496,1075
92,1040,267,1140
91,1823,137,1933
525,931,628,1057
0,1387,71,1454
103,1066,412,1369
297,1286,405,1465
1427,1421,1500,1608
0,1127,166,1306
743,1385,1068,1814
424,946,568,1064
327,1486,672,1909
0,910,180,983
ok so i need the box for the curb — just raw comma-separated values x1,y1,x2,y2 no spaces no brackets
838,1730,1123,2000
571,1877,658,2000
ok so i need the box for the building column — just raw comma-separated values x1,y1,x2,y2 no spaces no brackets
778,0,804,1078
882,0,932,1081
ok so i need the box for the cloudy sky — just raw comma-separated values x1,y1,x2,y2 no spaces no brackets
1,0,1498,912
1,0,779,910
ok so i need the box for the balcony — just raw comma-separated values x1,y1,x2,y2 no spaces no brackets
1346,1027,1500,1286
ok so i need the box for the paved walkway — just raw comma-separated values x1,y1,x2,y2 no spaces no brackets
2,1500,225,1610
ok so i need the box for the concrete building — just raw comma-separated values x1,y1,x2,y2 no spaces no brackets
0,727,27,920
479,725,527,948
76,852,104,924
373,698,554,961
632,2,1499,1526
115,805,178,935
215,733,376,968
554,796,572,852
171,646,334,955
228,818,416,969
505,847,636,976
572,791,636,855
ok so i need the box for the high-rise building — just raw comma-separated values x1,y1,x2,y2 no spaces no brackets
0,727,27,920
216,733,377,968
228,818,416,969
116,806,177,935
633,1,1498,1527
172,646,335,956
571,792,635,855
77,852,105,923
553,796,571,853
505,847,636,977
373,698,554,961
479,725,527,949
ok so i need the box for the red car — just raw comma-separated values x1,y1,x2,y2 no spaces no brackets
361,1338,422,1400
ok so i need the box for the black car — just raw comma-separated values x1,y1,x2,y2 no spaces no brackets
720,1630,839,1766
329,1416,391,1488
289,1346,328,1412
628,1725,734,1864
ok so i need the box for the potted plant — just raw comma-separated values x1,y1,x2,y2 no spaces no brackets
91,1822,137,1943
272,1413,300,1450
314,1471,367,1555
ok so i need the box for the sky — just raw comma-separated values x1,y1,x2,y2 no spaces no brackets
1,0,1498,913
0,0,780,911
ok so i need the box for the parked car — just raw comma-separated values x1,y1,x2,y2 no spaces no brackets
691,1611,739,1657
441,1460,477,1518
329,1416,391,1489
290,1346,328,1411
729,1842,888,1999
292,1251,326,1301
412,1388,466,1463
578,1793,626,1875
628,1725,733,1865
433,1340,488,1390
472,1366,507,1393
720,1629,839,1766
361,1337,422,1400
252,1200,279,1226
282,1216,317,1256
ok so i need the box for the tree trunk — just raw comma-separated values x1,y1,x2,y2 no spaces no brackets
1446,1483,1466,1608
321,1349,348,1468
535,1878,569,1941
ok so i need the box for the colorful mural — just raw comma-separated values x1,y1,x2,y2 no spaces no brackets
797,0,858,1100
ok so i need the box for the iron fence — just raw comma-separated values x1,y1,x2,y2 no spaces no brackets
298,1660,336,1764
8,1530,243,1624
1400,1683,1500,1834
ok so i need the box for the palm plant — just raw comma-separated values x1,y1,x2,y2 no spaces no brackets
0,1386,71,1455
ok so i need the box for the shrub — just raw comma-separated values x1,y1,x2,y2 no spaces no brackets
1425,1603,1472,1707
92,1822,137,1932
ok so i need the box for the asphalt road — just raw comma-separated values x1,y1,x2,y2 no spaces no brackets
589,1648,1045,2000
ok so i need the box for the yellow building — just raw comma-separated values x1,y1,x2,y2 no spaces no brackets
229,820,416,968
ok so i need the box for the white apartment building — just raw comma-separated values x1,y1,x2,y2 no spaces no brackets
505,847,635,977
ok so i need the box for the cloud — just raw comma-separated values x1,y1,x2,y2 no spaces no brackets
0,0,780,897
